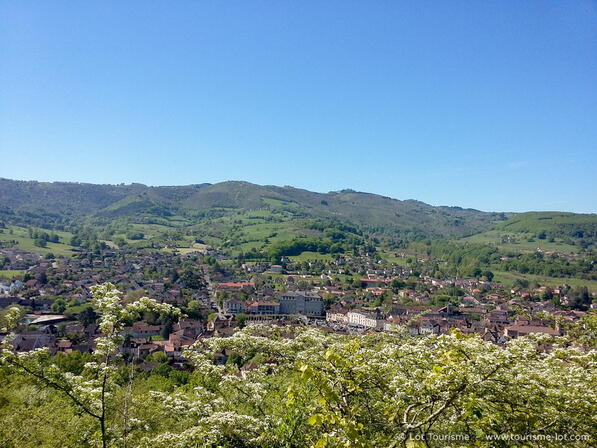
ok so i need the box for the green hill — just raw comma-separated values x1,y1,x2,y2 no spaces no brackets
0,178,503,238
1,178,595,257
463,212,597,253
497,211,597,239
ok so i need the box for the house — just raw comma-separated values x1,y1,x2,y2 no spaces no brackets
55,339,74,353
360,278,388,288
161,330,196,359
224,298,246,315
173,318,203,337
326,307,349,324
0,296,22,308
216,281,254,293
241,263,268,273
278,291,324,316
460,296,479,308
247,300,280,315
383,315,404,332
504,324,560,338
347,310,385,330
485,310,511,326
12,328,57,352
0,283,11,295
122,321,163,339
136,343,161,359
419,319,442,335
10,280,24,293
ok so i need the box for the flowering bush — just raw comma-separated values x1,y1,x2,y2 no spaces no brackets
140,325,596,448
1,283,595,447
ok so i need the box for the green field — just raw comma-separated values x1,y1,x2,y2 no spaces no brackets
463,229,580,254
289,251,334,262
496,211,597,234
0,270,27,280
381,253,410,266
0,226,76,257
162,245,207,255
493,270,597,293
189,209,324,255
65,303,92,314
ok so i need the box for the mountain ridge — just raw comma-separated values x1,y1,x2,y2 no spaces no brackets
0,178,496,211
1,178,595,247
0,177,506,237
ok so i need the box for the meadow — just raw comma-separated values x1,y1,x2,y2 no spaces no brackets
0,226,75,257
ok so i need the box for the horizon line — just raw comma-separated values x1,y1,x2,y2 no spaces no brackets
1,176,595,215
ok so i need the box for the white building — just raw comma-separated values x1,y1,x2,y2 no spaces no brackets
224,298,245,315
347,310,385,330
278,291,324,316
326,308,349,324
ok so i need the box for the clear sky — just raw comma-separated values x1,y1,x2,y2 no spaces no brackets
1,1,596,213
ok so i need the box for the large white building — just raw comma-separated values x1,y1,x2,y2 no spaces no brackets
223,298,245,315
278,291,324,316
347,310,385,330
326,308,349,324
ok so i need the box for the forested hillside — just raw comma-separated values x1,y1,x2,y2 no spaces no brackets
0,178,502,238
1,178,595,281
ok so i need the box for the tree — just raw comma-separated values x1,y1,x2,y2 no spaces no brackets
568,286,592,311
180,268,204,289
78,306,98,326
391,278,406,292
126,232,144,241
0,283,183,448
146,351,168,364
36,271,48,285
0,306,25,332
1,297,596,447
236,313,247,328
51,298,67,313
140,326,596,447
185,299,202,318
70,235,82,246
160,318,173,339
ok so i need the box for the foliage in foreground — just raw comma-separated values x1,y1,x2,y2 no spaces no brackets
1,284,596,447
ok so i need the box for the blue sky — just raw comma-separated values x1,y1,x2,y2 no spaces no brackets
1,1,596,213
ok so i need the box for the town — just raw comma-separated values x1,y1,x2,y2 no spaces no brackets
1,242,591,364
2,2,596,445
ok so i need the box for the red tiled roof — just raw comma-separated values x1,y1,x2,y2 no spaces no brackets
217,282,254,288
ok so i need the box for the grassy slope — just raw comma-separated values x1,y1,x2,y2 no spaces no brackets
1,181,595,292
0,270,27,280
462,212,596,253
493,270,597,293
1,179,501,239
189,209,323,255
459,212,597,292
289,251,334,262
496,211,597,234
463,229,580,254
0,226,75,257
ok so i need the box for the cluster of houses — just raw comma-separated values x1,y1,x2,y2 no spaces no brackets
223,290,324,316
9,317,205,360
325,302,573,344
0,248,210,308
1,245,594,362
